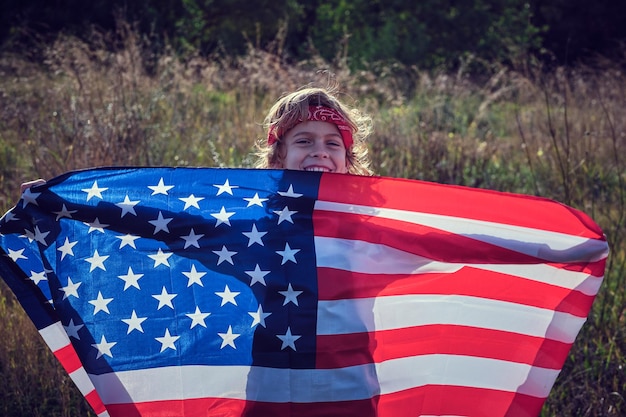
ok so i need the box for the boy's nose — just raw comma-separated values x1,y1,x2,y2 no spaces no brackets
310,143,329,158
310,149,329,158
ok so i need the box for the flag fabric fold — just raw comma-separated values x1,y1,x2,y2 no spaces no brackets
0,167,608,417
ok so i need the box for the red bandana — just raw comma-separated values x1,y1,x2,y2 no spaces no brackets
268,106,354,148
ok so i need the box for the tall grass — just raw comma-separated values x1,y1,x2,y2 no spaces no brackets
0,26,624,416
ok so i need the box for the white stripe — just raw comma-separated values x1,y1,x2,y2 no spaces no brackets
90,355,557,404
316,293,586,343
70,367,97,396
315,236,603,295
379,354,558,398
39,321,71,351
315,201,609,263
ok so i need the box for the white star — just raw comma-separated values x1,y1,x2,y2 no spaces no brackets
212,245,237,265
273,206,298,224
21,187,41,208
2,210,18,222
213,179,239,196
242,224,266,247
116,234,140,249
122,310,147,334
215,285,240,306
116,195,140,217
89,291,113,315
211,206,235,227
156,329,180,352
179,194,204,210
249,305,272,328
218,325,240,349
148,177,174,195
29,270,47,285
180,229,204,249
186,306,211,329
279,283,303,306
278,185,303,198
149,211,173,234
245,264,270,286
182,264,207,287
82,181,108,201
276,242,300,265
148,248,173,267
33,225,50,245
244,193,268,207
84,218,109,233
117,266,144,290
57,237,77,260
277,327,301,351
22,228,36,243
152,286,177,310
60,276,81,299
7,248,27,262
85,250,109,272
54,204,77,220
92,335,117,358
64,319,83,339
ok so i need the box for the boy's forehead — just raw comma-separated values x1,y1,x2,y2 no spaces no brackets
287,121,342,136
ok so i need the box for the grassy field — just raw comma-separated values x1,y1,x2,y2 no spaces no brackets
0,28,624,416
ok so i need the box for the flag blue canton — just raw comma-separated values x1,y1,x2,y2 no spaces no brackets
0,168,323,374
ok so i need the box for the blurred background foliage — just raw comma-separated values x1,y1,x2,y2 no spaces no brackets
2,0,626,72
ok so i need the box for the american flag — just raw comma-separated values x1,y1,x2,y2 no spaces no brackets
0,167,608,417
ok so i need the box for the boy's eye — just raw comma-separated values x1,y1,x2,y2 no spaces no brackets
325,139,343,148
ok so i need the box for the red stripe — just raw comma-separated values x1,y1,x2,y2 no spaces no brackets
314,209,546,264
106,398,245,417
316,324,572,369
105,397,378,417
103,385,544,417
53,343,83,374
377,384,545,417
314,209,605,276
318,173,605,239
551,259,607,277
85,389,107,415
318,266,596,317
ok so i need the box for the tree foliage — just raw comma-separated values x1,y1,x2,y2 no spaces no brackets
1,0,625,69
309,0,541,68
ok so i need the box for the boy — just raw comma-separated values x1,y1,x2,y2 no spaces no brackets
255,87,373,175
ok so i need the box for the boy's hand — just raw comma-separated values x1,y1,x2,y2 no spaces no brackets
20,179,46,193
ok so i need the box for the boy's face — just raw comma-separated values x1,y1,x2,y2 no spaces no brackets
280,121,349,173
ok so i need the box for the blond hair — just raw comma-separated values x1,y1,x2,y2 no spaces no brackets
255,87,373,175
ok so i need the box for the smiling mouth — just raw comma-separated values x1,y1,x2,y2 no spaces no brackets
304,167,332,172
